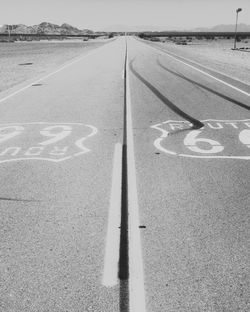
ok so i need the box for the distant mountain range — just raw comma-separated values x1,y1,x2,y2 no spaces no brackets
103,23,250,32
1,22,250,34
193,23,250,32
0,22,94,35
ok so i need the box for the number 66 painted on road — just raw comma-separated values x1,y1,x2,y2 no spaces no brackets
184,130,224,154
0,122,98,163
151,120,250,160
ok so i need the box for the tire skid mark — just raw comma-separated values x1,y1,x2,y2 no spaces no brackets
129,58,204,129
141,39,250,96
157,57,250,111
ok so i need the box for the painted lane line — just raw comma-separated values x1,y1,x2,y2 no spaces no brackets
146,43,250,97
126,38,146,312
0,43,110,104
102,143,122,287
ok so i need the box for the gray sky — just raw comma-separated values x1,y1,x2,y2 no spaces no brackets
0,0,249,30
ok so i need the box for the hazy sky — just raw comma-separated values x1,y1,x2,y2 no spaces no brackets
0,0,249,30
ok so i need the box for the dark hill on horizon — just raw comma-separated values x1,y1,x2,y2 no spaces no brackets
1,22,250,34
0,22,94,35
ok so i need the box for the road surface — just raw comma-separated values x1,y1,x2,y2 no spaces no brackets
0,36,249,312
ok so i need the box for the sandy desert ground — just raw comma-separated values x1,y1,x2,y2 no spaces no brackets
0,39,110,92
153,38,250,85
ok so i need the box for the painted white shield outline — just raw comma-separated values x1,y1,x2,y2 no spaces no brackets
0,122,98,164
151,119,250,160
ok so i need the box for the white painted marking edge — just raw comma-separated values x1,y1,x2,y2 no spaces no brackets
155,119,250,123
126,39,147,312
0,44,108,104
102,143,122,287
151,119,250,159
147,43,250,97
0,124,98,163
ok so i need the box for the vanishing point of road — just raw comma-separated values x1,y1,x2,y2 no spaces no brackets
0,36,250,312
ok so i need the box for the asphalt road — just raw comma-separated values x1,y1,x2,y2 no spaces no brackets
0,36,250,312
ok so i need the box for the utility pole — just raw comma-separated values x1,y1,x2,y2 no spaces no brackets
7,24,11,42
234,8,242,49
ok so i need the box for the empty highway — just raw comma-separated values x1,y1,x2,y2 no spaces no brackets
0,36,249,312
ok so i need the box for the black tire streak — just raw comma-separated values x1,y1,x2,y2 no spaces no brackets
157,57,250,111
129,59,204,129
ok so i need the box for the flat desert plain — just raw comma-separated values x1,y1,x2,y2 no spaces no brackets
0,39,110,92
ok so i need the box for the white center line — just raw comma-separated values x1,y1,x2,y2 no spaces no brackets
126,37,147,312
102,142,122,287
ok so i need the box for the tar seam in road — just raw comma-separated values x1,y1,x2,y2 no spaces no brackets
123,37,147,312
118,36,147,312
119,37,129,312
